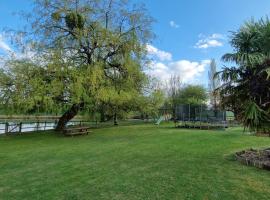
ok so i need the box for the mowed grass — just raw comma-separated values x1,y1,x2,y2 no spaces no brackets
0,124,270,200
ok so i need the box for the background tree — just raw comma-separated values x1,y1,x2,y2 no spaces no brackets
208,59,220,115
217,17,270,133
178,85,208,106
167,75,181,122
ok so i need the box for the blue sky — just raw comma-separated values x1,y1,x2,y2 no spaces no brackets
1,0,270,85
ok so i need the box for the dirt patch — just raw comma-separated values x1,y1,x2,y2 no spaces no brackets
235,148,270,170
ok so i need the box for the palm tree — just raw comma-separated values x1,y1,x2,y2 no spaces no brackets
217,18,270,133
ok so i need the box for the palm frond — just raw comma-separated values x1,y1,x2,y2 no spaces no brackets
243,101,269,131
215,66,239,82
222,52,265,66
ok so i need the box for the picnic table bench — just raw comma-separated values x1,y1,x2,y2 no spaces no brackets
63,126,92,136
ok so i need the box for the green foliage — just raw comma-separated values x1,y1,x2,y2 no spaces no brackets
65,12,85,30
243,101,269,132
218,17,270,132
51,11,61,21
141,90,165,119
178,85,208,105
0,56,71,114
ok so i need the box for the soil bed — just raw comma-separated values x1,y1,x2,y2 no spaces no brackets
177,125,226,130
235,148,270,170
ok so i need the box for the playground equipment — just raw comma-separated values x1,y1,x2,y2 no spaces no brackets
155,114,172,125
155,104,234,129
175,104,234,130
155,116,164,125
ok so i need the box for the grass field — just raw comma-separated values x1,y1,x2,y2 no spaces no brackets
0,123,270,200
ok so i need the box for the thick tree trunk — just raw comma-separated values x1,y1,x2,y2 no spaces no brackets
113,112,118,126
100,105,106,122
55,103,84,131
100,111,105,122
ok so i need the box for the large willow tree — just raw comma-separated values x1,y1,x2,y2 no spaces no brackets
217,18,270,133
0,0,154,130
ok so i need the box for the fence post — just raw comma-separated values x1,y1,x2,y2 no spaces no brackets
19,122,22,134
44,121,46,130
5,122,8,134
36,121,39,131
54,120,57,129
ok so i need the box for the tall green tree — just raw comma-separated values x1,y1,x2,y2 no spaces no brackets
167,75,181,122
0,0,154,130
208,59,220,115
217,18,270,133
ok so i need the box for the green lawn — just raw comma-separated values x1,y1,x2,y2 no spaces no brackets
0,124,270,200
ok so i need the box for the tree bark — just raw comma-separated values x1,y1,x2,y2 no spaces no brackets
100,111,105,122
55,102,84,131
113,112,118,126
100,104,106,122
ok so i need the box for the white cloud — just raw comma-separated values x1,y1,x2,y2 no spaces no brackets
146,59,211,83
194,33,225,49
195,39,223,49
169,21,180,28
145,44,211,84
146,44,172,61
209,33,225,39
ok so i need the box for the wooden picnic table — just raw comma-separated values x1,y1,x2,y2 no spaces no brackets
63,126,92,136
